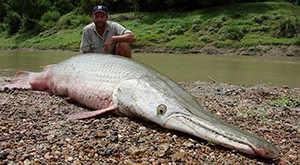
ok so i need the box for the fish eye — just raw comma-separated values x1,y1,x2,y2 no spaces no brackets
157,104,167,116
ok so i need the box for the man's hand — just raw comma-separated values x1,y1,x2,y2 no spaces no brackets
103,38,113,53
102,34,136,54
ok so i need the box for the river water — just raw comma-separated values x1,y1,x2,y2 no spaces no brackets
0,50,299,87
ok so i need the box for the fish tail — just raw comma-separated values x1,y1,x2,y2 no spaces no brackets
3,71,32,90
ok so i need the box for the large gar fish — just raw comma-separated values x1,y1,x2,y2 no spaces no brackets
1,54,279,159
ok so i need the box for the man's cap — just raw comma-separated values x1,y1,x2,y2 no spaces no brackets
92,5,108,15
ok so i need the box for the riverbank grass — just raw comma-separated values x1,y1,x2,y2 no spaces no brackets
0,2,299,50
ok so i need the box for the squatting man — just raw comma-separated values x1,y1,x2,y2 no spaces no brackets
80,5,136,58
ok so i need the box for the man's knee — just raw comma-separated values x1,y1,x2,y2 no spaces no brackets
116,42,132,58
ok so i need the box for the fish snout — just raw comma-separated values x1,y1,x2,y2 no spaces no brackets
253,144,280,159
163,113,280,159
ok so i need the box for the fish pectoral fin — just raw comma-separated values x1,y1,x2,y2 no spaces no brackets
67,105,118,120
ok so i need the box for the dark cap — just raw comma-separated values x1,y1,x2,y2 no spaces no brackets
92,5,108,15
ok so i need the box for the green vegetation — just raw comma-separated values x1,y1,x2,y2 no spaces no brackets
0,2,299,51
236,108,268,121
267,96,300,108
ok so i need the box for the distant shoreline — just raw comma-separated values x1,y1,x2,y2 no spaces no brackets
1,45,299,57
133,45,300,57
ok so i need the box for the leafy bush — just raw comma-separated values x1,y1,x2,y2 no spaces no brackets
220,26,244,40
252,14,269,24
251,25,269,33
276,17,299,38
57,11,90,29
20,16,39,33
200,35,212,43
231,12,242,19
191,17,203,32
3,11,21,35
169,24,186,35
39,11,61,29
203,16,228,34
0,23,7,32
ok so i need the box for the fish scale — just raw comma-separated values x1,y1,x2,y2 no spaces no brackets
1,53,279,159
46,54,143,109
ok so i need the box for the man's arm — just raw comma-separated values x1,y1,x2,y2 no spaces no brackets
111,33,136,43
103,33,136,53
80,29,93,53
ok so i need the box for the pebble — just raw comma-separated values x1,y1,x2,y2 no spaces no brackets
0,151,9,159
172,151,185,161
157,143,170,157
24,159,31,165
67,156,73,161
183,142,194,148
96,131,106,138
0,80,299,164
44,152,51,159
128,146,143,156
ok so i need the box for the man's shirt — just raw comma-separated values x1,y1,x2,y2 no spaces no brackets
80,21,133,53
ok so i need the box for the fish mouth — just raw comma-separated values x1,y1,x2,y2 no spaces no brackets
164,113,279,159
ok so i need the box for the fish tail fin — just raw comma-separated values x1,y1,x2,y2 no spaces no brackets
2,71,32,90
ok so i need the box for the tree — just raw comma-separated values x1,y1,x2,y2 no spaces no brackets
0,2,8,22
4,11,21,34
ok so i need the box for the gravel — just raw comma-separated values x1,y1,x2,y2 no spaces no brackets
0,77,299,164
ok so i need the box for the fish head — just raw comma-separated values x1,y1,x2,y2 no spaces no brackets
115,77,279,159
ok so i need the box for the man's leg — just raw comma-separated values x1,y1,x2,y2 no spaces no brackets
116,42,132,58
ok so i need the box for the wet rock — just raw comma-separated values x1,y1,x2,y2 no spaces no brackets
0,150,10,160
127,146,143,156
23,159,31,165
172,150,185,162
156,143,170,157
183,142,194,149
95,131,106,138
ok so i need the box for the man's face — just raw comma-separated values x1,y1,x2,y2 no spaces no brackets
92,12,107,28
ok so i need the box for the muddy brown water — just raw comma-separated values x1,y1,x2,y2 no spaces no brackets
0,50,299,87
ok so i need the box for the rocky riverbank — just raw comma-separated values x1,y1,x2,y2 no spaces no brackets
134,45,300,57
1,45,300,57
0,76,299,164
